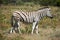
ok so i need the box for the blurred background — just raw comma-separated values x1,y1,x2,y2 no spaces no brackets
0,0,60,40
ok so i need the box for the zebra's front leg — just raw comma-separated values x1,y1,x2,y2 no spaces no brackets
31,22,37,34
36,25,38,34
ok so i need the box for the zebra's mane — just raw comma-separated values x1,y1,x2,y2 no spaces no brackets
38,6,49,10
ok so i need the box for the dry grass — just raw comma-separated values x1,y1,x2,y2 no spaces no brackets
0,5,60,40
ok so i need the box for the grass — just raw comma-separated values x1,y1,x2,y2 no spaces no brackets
0,5,60,40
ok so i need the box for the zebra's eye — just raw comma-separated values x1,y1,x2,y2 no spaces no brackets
49,10,51,11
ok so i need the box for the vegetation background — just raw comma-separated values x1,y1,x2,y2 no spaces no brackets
0,0,60,40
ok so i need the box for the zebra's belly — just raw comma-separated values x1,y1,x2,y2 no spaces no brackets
28,16,34,23
21,17,34,23
21,20,33,24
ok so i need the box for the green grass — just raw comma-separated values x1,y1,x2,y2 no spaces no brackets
0,5,60,40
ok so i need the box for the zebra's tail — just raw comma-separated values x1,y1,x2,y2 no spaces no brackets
11,15,14,27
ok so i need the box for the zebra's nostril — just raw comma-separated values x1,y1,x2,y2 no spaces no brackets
17,18,19,19
50,16,53,19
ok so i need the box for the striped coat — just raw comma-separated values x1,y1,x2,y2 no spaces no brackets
10,7,53,34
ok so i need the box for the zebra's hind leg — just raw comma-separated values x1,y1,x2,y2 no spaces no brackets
14,27,21,34
17,21,21,34
9,27,15,33
9,27,13,33
17,27,21,34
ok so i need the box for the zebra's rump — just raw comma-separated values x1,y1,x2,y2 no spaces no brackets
13,11,35,23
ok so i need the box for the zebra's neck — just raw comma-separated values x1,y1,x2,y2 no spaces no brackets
37,9,47,19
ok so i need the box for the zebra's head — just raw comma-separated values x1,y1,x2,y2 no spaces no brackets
46,8,53,19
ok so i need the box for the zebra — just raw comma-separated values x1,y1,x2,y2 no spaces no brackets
9,7,53,34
